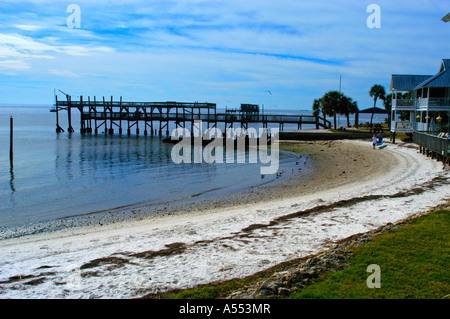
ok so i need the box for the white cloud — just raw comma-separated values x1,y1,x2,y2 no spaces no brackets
0,33,57,53
0,59,30,72
59,45,115,56
0,32,115,75
14,24,47,32
48,69,81,77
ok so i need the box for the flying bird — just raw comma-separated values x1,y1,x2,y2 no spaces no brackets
265,90,272,95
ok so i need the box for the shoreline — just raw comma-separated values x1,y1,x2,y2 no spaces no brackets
0,145,305,239
0,146,305,240
0,138,390,240
1,138,449,298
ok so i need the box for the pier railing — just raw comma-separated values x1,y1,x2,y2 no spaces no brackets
57,100,217,109
413,131,449,167
82,111,323,125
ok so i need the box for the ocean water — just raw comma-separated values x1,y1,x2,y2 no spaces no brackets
0,106,307,228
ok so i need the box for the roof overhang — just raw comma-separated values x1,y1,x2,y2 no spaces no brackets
390,74,432,91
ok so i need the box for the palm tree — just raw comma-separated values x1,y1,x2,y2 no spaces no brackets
312,98,321,117
369,84,386,108
320,90,343,129
312,98,328,127
342,96,358,127
315,91,359,129
369,84,386,127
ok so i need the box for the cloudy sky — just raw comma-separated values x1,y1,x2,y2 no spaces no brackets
0,0,449,110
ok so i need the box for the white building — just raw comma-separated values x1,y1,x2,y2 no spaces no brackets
390,59,450,134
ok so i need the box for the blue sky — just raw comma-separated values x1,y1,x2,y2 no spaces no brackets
0,0,449,110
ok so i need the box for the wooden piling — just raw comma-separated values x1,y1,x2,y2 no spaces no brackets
119,96,123,135
80,95,84,134
67,95,74,133
55,95,63,133
10,116,13,166
109,96,114,135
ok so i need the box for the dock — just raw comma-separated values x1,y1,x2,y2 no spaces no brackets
54,95,331,136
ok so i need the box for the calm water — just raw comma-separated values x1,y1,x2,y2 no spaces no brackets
1,106,307,227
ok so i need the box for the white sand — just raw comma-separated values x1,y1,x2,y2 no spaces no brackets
1,140,449,298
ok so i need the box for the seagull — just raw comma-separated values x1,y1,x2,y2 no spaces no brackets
265,90,272,95
442,13,450,22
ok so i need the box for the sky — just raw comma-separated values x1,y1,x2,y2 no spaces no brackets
0,0,449,111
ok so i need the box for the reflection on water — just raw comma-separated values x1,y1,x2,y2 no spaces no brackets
0,107,301,227
9,165,15,193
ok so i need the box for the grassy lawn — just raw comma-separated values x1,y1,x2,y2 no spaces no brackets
149,206,449,299
289,207,450,299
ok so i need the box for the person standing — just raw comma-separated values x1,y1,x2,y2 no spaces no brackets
372,135,377,149
376,132,383,145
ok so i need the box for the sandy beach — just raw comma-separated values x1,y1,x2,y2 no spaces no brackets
1,138,449,298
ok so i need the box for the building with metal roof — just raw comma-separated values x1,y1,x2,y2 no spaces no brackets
390,59,450,134
390,74,432,91
415,59,450,88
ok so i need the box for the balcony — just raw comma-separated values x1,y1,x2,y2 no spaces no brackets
417,97,450,111
428,98,450,107
392,99,415,110
393,98,450,111
391,120,414,133
393,99,414,107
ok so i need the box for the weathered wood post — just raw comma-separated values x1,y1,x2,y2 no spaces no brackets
67,95,74,133
94,96,98,134
119,96,123,135
109,96,114,135
102,96,107,135
87,96,92,133
55,95,63,133
10,116,13,166
80,95,85,134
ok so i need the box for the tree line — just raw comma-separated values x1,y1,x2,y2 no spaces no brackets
312,84,390,128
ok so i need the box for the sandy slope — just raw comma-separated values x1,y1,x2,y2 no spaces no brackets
1,140,449,298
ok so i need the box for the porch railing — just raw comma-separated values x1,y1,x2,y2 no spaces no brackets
393,98,450,108
429,98,450,107
413,131,449,156
393,99,414,107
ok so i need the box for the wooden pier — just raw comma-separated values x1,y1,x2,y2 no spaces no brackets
54,95,331,136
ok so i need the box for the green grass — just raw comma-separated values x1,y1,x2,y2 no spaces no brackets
289,208,450,299
144,207,449,299
166,280,249,299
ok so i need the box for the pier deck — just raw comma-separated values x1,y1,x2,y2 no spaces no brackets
55,96,331,135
